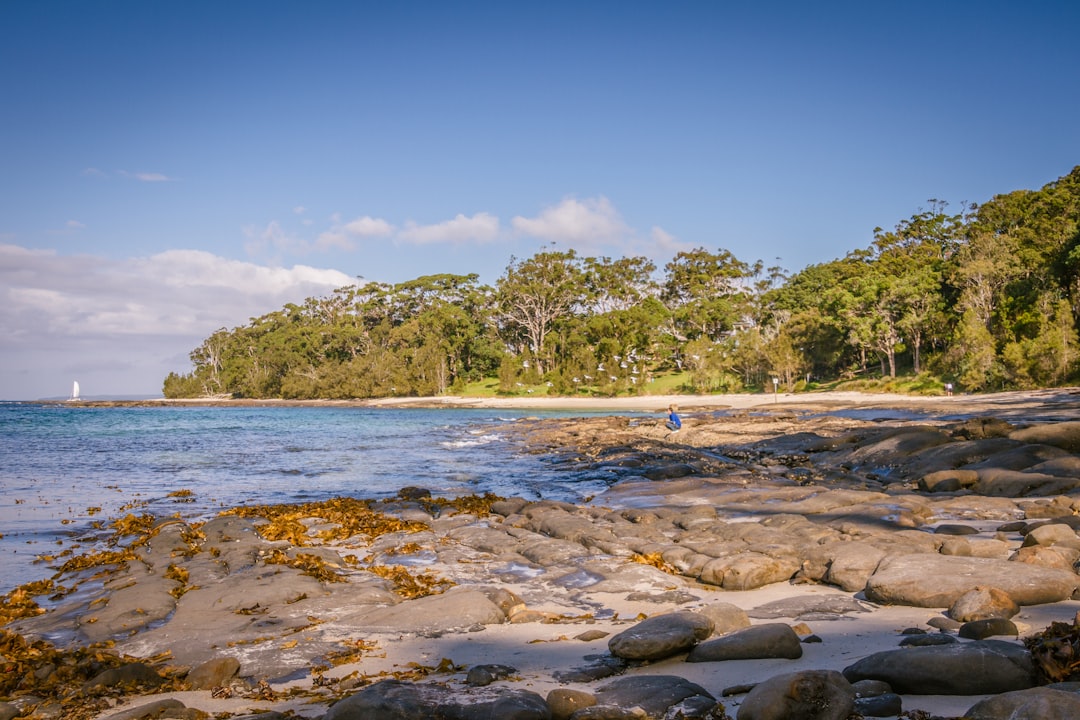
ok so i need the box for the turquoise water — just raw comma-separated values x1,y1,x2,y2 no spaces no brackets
0,403,629,594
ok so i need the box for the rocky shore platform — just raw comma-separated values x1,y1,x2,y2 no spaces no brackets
6,389,1080,719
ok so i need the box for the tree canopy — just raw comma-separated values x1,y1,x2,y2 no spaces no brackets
164,166,1080,399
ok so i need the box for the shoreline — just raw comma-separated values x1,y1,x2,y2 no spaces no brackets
6,389,1080,719
42,386,1080,414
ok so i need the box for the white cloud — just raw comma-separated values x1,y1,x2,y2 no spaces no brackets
648,225,694,255
66,220,86,230
315,215,395,251
0,244,355,399
293,206,307,215
397,213,500,245
511,197,628,247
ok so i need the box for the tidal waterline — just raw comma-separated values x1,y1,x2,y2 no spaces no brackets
0,403,644,593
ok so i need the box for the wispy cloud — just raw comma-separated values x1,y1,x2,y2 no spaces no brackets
115,170,178,182
648,225,694,255
314,215,396,252
511,197,628,248
397,212,499,245
0,244,354,398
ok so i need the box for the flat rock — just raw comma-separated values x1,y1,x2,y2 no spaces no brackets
1009,421,1080,452
842,639,1037,695
322,679,551,720
864,553,1079,607
748,595,869,620
959,617,1018,639
348,589,506,633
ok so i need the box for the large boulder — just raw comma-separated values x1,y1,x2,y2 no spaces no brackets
686,623,803,663
1009,421,1080,453
948,586,1019,622
842,640,1038,695
348,589,506,633
322,679,550,720
864,553,1079,607
592,675,718,719
965,687,1080,719
607,611,713,661
736,670,855,720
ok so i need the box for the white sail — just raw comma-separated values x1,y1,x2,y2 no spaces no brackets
71,381,80,400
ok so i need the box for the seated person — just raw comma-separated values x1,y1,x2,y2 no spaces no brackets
665,404,682,432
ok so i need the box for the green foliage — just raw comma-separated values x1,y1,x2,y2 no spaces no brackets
164,167,1080,399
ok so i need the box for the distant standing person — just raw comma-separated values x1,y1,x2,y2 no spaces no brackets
665,404,682,432
945,382,954,397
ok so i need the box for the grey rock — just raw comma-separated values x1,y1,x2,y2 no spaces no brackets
855,692,903,717
748,595,869,621
934,523,980,535
1022,522,1080,549
949,586,1019,622
323,679,551,720
0,703,17,720
696,601,751,635
736,669,855,720
186,656,240,689
552,655,628,683
349,589,506,633
1009,421,1080,452
823,543,887,592
965,686,1080,719
546,688,596,720
899,633,956,647
864,553,1079,607
97,699,186,720
686,623,803,663
607,610,713,660
842,639,1037,694
593,675,717,719
82,662,165,692
465,663,517,687
959,617,1018,639
850,679,892,697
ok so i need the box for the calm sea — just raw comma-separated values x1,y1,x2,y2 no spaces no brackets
0,402,634,594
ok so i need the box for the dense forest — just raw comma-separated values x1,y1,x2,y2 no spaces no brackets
163,166,1080,399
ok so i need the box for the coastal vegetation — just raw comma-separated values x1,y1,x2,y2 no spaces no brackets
163,166,1080,399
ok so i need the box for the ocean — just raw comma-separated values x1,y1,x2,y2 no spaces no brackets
0,402,635,595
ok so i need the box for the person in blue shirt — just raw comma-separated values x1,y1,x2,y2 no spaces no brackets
665,403,682,432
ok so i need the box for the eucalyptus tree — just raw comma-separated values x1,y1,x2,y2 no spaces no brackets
495,249,586,375
661,247,760,342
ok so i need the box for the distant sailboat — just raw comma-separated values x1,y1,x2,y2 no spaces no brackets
69,380,81,401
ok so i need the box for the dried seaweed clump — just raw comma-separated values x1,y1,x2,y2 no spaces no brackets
630,552,680,575
421,492,506,517
0,628,184,720
264,548,347,583
223,497,429,546
368,564,455,599
1025,619,1080,682
0,585,47,625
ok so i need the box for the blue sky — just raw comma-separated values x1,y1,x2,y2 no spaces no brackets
2,1,1078,400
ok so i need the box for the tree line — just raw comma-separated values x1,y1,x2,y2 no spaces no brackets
163,166,1080,399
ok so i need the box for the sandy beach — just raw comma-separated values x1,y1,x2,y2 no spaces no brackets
6,388,1080,720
